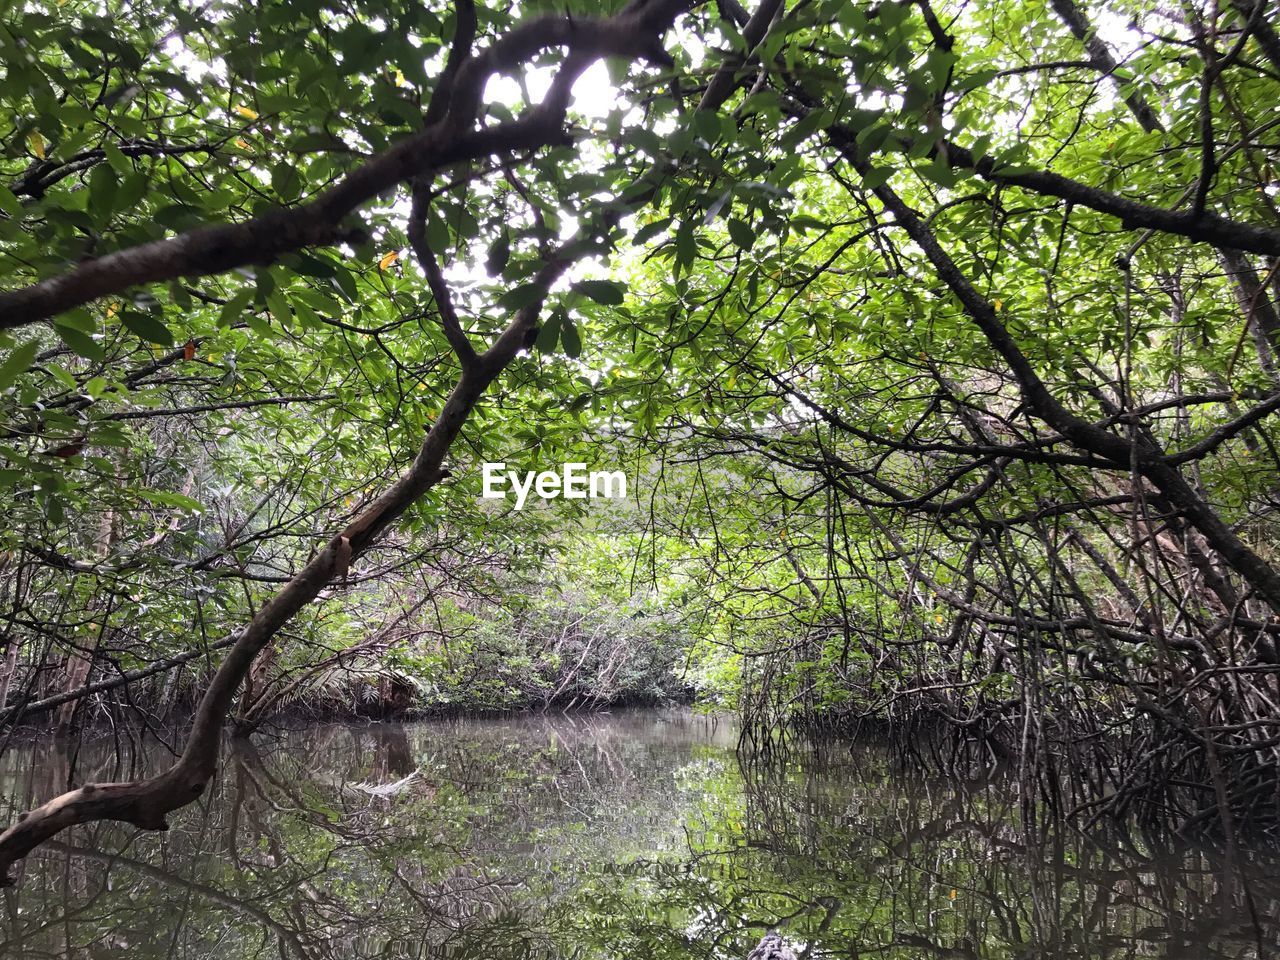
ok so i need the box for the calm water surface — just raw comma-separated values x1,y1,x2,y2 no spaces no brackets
0,710,1276,958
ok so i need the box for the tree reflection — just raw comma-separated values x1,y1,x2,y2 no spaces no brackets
0,712,1275,958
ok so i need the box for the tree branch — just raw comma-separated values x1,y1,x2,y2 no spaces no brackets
407,182,479,369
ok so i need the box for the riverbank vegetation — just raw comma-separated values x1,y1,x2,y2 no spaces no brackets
4,0,1280,881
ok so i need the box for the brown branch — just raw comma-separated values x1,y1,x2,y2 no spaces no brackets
1168,392,1280,464
939,138,1280,256
408,182,479,368
101,393,336,420
422,0,479,129
1230,0,1280,74
0,636,239,726
697,0,785,111
812,112,1280,611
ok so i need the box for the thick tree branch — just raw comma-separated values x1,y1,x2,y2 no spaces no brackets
408,183,479,369
422,0,479,129
1230,0,1280,74
939,139,1280,256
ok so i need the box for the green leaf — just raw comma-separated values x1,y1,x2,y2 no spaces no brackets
499,283,544,311
0,186,22,219
153,204,202,231
54,323,104,360
633,218,671,246
137,489,204,513
694,110,721,143
572,280,627,306
917,159,958,188
486,232,510,276
861,167,893,189
427,217,451,255
727,219,755,250
0,340,40,389
290,254,338,279
120,310,175,345
783,109,831,146
88,163,118,216
219,290,254,328
535,308,563,353
271,163,303,201
330,266,359,302
54,309,97,334
46,364,77,390
102,142,131,176
958,67,1000,92
266,289,293,329
560,317,582,358
293,300,321,330
675,222,697,276
114,172,149,211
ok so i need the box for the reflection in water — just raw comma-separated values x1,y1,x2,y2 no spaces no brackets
0,710,1276,958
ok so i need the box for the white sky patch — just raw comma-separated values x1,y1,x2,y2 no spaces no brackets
163,34,225,83
1092,7,1145,58
570,61,621,120
483,60,621,121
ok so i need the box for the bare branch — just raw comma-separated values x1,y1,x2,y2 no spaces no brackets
408,182,479,369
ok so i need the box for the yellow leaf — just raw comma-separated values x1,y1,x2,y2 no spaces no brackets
393,68,407,87
29,132,46,160
106,302,119,319
378,250,400,271
993,298,1003,312
234,105,259,120
234,137,250,149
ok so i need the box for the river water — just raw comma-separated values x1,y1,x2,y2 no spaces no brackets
0,709,1276,958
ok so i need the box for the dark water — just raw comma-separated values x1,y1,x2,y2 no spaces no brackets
0,710,1276,958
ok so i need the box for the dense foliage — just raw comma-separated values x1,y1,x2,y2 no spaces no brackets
3,0,1280,874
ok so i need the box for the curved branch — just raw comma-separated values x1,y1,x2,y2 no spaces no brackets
941,138,1280,257
1169,392,1280,463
